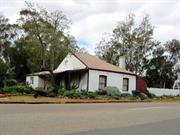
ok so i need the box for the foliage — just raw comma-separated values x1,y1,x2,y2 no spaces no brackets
145,46,175,88
104,86,121,99
2,86,17,94
2,85,33,94
145,90,156,98
63,90,81,98
132,90,155,100
33,87,47,97
120,93,132,97
95,14,157,75
57,87,67,96
4,79,18,86
96,90,107,95
85,92,97,99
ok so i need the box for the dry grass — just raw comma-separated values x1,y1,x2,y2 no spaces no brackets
0,95,147,104
1,95,180,104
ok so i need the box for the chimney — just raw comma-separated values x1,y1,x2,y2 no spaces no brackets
119,56,126,69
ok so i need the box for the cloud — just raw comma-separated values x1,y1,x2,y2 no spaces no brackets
0,0,179,54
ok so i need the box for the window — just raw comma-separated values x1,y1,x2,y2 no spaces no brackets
30,76,34,84
123,78,129,91
99,75,107,90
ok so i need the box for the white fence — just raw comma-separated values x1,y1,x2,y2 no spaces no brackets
148,88,180,96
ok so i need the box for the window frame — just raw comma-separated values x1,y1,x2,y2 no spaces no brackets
99,75,107,90
30,76,34,84
123,78,129,91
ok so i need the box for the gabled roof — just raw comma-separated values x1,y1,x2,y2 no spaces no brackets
73,52,135,75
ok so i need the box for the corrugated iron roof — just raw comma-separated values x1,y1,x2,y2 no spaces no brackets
73,52,135,75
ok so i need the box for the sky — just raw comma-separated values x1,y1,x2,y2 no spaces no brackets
0,0,180,54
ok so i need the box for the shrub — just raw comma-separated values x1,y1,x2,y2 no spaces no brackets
5,79,18,86
145,91,156,98
104,86,121,99
33,87,47,97
86,92,97,99
2,86,17,94
57,88,67,96
15,85,28,94
96,90,107,95
139,93,148,100
132,90,150,100
120,93,132,97
63,90,81,98
47,86,57,97
132,90,141,97
2,85,33,94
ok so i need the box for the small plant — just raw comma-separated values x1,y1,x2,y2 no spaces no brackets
2,85,33,95
104,86,121,99
86,92,97,99
145,91,156,98
96,90,107,95
120,93,132,97
63,90,81,98
2,86,17,94
139,93,148,100
132,90,141,97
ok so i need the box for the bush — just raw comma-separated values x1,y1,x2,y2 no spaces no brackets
132,90,141,97
86,92,97,99
132,90,149,100
2,85,33,94
47,86,57,97
120,93,132,97
139,93,148,100
5,79,18,86
145,91,156,98
96,90,107,95
57,88,67,96
63,90,81,98
2,86,17,94
104,86,121,99
33,87,47,97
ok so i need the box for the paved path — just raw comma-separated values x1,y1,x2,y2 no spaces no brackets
0,103,180,135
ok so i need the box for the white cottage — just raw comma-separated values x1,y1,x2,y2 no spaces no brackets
26,52,136,94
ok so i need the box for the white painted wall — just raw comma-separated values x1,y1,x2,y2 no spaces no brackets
88,70,136,93
148,88,180,96
26,76,46,89
79,72,88,91
54,53,86,72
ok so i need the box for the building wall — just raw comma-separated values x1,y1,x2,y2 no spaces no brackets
79,72,88,91
88,70,136,93
148,88,180,96
26,76,46,89
136,76,147,93
54,53,86,72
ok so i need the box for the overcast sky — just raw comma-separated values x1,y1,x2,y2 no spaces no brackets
0,0,180,54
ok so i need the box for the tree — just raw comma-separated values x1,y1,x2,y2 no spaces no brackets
145,47,175,88
18,2,75,86
0,15,17,86
95,14,158,75
165,39,180,63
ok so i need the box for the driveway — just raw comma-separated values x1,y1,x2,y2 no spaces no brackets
0,103,180,135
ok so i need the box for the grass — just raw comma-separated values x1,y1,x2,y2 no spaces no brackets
0,95,147,104
0,95,180,104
